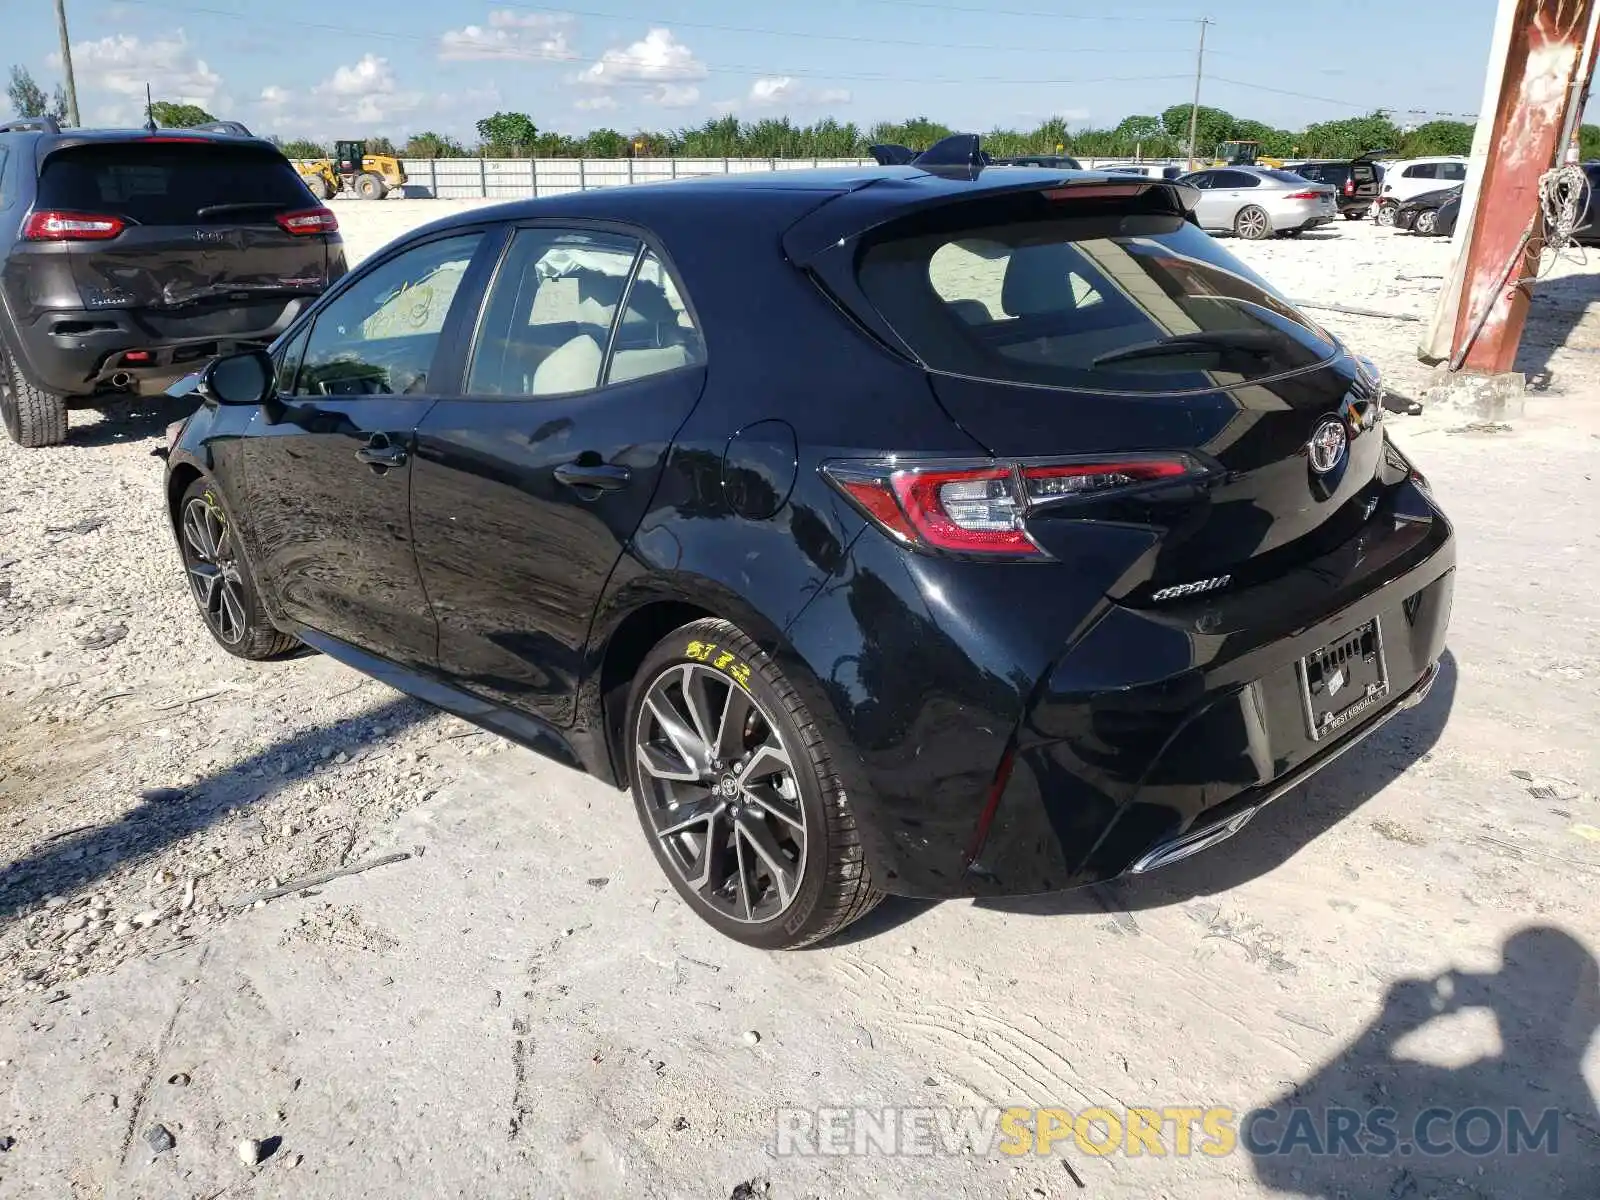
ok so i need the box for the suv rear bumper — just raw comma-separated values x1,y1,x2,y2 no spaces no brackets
9,299,311,396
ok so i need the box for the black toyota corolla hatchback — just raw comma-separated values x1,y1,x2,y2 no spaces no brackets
162,141,1454,948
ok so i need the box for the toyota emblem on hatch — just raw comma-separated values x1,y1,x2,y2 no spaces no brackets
1307,418,1349,475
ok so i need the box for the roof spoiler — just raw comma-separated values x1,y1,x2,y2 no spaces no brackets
186,120,254,136
0,116,62,135
869,134,988,178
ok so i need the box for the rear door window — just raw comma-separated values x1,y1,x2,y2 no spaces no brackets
856,213,1338,395
1217,170,1261,188
37,142,313,225
1438,162,1467,182
1404,164,1438,179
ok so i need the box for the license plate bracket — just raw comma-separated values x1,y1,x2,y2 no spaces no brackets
1298,617,1390,741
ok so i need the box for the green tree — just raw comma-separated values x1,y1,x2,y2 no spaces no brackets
149,100,215,127
278,137,328,159
581,128,629,158
365,136,399,156
1299,110,1400,159
628,130,673,157
1231,119,1296,158
7,65,67,122
1399,120,1475,157
404,131,467,158
532,131,583,157
677,115,743,157
475,111,538,156
1161,103,1234,153
1581,124,1600,161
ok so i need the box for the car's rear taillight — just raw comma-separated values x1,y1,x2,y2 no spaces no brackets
822,455,1206,558
276,206,339,235
1344,179,1355,195
22,210,125,241
1284,190,1323,201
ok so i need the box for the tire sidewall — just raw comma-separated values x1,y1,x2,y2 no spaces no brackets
1236,206,1270,240
624,621,836,950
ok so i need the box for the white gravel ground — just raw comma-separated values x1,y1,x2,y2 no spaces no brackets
1,201,1598,1199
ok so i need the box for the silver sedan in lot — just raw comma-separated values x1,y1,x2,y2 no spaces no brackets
1179,167,1340,240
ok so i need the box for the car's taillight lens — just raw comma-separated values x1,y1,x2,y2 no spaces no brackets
22,210,125,240
1344,179,1355,194
1284,190,1323,200
822,456,1205,558
276,206,338,235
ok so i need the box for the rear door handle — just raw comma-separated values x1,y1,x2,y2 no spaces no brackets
356,435,407,470
554,461,631,493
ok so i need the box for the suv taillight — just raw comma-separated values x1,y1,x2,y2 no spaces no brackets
276,207,339,235
822,456,1206,558
1344,179,1355,194
22,210,125,241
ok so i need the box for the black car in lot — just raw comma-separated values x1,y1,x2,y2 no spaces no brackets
162,145,1454,949
1393,184,1463,235
0,117,345,447
1282,157,1384,219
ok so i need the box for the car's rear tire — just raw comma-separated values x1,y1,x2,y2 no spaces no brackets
1234,205,1272,240
1415,210,1438,236
355,172,387,201
0,350,69,448
625,618,883,949
1376,202,1398,227
177,477,299,660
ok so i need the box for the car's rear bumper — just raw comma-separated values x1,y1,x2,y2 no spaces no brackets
787,471,1455,900
9,299,313,396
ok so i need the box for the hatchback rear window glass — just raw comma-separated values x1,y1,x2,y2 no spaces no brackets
38,143,311,224
1351,163,1375,182
855,213,1338,394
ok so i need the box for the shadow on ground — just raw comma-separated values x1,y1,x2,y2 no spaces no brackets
972,648,1458,921
1246,923,1600,1198
0,693,432,924
1516,268,1600,392
66,391,204,450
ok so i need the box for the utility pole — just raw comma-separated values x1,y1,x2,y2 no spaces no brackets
52,0,80,127
1186,17,1210,171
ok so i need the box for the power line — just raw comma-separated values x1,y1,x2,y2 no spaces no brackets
112,0,1196,85
865,0,1201,22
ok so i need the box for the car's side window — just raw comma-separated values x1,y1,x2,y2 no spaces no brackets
1229,171,1260,188
293,233,482,398
465,228,641,397
0,147,10,206
1185,172,1214,190
1300,166,1322,183
605,250,707,385
1439,162,1467,182
1405,164,1437,180
272,325,311,394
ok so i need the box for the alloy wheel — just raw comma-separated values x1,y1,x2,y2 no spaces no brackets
633,663,807,924
180,493,248,646
1377,204,1397,227
1236,206,1269,239
1416,210,1437,235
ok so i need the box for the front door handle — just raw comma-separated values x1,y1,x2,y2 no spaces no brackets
554,461,632,494
356,435,407,471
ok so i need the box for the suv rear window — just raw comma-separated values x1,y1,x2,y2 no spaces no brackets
855,212,1338,394
38,142,312,225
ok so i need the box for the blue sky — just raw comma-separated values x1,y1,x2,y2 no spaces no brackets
10,0,1500,143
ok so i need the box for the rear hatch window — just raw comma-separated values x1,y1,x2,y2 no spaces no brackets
855,210,1338,395
38,142,313,225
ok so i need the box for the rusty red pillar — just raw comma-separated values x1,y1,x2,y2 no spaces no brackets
1424,0,1599,374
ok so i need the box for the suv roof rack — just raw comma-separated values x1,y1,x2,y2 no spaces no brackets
0,116,62,136
183,120,254,137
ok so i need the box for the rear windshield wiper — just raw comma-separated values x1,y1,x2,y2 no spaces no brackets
1092,329,1282,368
195,201,287,218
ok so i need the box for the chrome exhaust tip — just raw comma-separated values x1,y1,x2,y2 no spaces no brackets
1128,807,1259,875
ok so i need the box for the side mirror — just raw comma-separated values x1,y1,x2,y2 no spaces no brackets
200,350,274,406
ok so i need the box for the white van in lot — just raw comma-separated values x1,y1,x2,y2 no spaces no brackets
1375,157,1469,224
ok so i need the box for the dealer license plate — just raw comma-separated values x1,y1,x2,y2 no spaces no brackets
1298,617,1390,741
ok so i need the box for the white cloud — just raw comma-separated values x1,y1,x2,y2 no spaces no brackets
576,28,705,87
574,95,618,112
311,54,424,124
440,11,576,63
54,31,221,104
647,84,699,108
740,77,852,111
